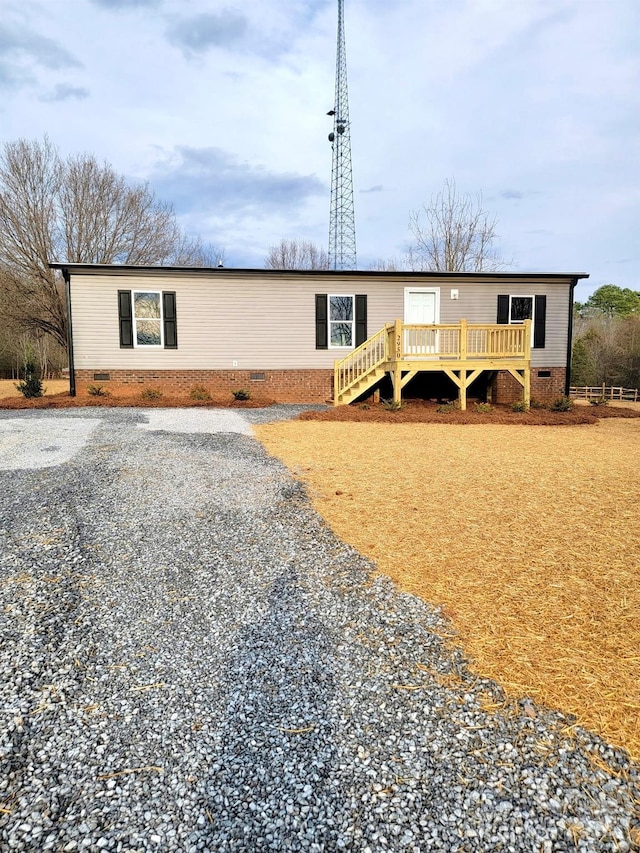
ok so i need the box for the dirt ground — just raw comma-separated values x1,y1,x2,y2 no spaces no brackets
254,417,640,763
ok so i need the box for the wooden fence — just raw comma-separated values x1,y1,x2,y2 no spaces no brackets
570,385,639,402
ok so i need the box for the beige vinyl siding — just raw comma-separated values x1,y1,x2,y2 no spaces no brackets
71,272,402,371
70,271,571,371
433,278,570,367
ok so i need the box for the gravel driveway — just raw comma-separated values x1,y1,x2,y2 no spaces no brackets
0,407,637,852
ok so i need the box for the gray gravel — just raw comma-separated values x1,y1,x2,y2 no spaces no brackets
0,406,637,852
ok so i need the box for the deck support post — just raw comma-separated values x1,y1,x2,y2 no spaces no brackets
460,371,467,411
523,320,532,410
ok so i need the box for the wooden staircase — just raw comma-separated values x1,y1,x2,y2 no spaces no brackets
333,325,390,405
337,366,386,406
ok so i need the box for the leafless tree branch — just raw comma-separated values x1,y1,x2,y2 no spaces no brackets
0,136,223,351
408,179,512,272
265,238,330,270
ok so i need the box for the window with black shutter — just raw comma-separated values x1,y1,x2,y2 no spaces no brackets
316,294,369,349
497,294,546,349
118,290,178,348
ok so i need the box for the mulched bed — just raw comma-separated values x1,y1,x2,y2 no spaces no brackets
0,392,277,410
297,399,640,425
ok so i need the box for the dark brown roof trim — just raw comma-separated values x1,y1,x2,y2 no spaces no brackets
50,263,589,281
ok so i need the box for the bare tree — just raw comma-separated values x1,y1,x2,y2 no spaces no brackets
265,238,330,270
368,257,402,271
408,179,510,272
0,136,223,349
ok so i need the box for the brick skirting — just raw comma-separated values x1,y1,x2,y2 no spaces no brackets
75,366,567,405
75,369,334,403
492,367,567,404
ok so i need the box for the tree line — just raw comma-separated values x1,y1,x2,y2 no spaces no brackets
571,286,640,390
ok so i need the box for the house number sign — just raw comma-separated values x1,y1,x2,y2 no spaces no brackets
396,334,402,359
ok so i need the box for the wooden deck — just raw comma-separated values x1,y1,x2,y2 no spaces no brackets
334,319,532,408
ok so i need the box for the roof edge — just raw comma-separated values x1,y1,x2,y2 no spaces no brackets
49,263,589,280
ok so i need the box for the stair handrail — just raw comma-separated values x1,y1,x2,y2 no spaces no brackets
334,324,391,400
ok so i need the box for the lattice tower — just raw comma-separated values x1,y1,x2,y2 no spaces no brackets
327,0,357,270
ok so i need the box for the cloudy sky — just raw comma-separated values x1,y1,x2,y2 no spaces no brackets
1,0,638,300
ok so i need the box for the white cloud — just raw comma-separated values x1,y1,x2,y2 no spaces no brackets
165,11,249,57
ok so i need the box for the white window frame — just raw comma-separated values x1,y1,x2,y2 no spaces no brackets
132,290,163,348
328,293,355,349
509,295,534,326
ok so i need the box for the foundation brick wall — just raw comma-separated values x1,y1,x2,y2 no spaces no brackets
75,366,567,406
493,367,567,404
75,369,334,403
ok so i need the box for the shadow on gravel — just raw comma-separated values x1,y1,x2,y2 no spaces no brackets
200,567,343,851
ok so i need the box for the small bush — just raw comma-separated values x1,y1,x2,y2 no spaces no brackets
140,387,163,400
232,388,251,401
511,400,528,413
15,362,43,399
358,403,371,410
474,402,493,414
190,385,211,401
87,384,110,397
381,399,404,412
436,400,460,413
529,397,546,410
550,396,574,412
589,396,609,407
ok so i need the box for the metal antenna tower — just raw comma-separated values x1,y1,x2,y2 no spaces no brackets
327,0,357,270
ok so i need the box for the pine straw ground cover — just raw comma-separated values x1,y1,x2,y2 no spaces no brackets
0,380,275,409
254,417,640,764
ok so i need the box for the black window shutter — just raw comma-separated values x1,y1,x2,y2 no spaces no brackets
163,291,178,349
497,295,509,324
355,295,367,346
118,290,133,348
534,295,546,349
315,294,328,349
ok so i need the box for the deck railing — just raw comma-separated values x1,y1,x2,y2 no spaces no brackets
334,319,531,403
397,320,530,360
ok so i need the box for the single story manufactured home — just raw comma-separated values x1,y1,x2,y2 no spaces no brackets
51,265,588,407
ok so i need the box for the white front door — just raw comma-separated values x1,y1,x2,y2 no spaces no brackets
404,288,440,354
